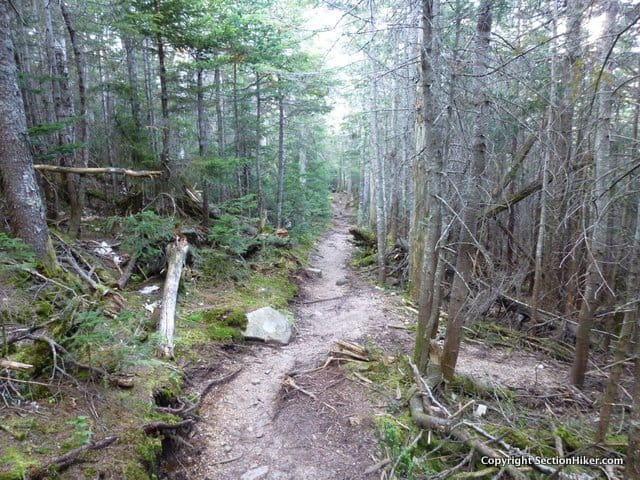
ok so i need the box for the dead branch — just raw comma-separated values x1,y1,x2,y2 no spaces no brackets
0,359,34,371
34,165,161,177
283,376,318,400
302,295,347,305
142,419,194,435
117,253,139,290
27,435,118,479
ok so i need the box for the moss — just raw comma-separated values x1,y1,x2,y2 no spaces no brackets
201,307,247,329
206,324,243,344
450,374,515,402
0,447,39,480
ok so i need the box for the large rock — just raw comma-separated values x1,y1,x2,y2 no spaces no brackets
244,307,293,345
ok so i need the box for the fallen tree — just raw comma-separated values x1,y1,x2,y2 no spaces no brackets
34,165,162,177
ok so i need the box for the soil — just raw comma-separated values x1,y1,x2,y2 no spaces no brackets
162,196,575,480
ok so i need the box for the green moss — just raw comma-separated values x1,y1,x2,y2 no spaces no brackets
201,307,247,329
206,324,243,344
0,447,39,480
450,374,515,402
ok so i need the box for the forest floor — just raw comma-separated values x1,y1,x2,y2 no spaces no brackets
162,196,583,480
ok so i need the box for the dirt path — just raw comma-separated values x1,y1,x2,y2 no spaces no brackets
166,196,574,480
173,196,407,480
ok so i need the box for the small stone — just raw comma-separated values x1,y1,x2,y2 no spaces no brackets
336,278,349,286
251,378,261,385
240,465,269,480
224,445,232,453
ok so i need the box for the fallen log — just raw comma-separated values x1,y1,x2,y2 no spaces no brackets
34,165,161,177
28,436,118,479
157,237,190,358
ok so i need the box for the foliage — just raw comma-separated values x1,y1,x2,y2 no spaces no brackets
0,233,36,271
108,211,176,273
63,415,93,450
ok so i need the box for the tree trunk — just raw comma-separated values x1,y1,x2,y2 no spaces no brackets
196,62,206,157
368,0,387,284
0,2,57,269
153,1,171,189
157,237,189,358
627,320,640,478
596,196,640,442
215,65,225,157
255,72,264,216
412,0,445,373
276,95,287,229
441,0,492,384
60,0,88,238
571,0,618,387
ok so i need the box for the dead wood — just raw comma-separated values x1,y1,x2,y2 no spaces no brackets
0,359,34,371
34,165,161,177
27,435,118,479
330,340,370,362
302,295,347,305
142,419,194,435
117,253,139,290
157,236,190,358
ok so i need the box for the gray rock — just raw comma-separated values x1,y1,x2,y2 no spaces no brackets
244,307,293,344
240,466,269,480
305,267,322,277
336,278,349,286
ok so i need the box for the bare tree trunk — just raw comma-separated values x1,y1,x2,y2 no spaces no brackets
276,95,287,229
153,0,171,190
196,62,206,157
571,0,618,387
596,196,640,442
60,1,88,237
157,237,189,358
530,0,559,335
215,65,225,157
627,322,640,479
441,0,492,384
0,2,57,269
255,72,264,216
368,0,387,284
412,0,445,373
143,37,158,158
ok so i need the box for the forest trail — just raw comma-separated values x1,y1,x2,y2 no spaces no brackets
169,195,571,480
174,195,406,480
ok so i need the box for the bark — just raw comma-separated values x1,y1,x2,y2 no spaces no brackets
596,196,640,442
530,1,559,335
196,62,206,156
157,237,190,358
60,0,89,235
627,321,640,478
255,72,264,215
276,95,287,229
43,0,82,237
368,0,387,284
214,65,225,157
412,0,445,373
34,165,162,177
0,2,57,269
571,0,618,387
153,1,170,189
441,0,492,383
